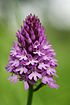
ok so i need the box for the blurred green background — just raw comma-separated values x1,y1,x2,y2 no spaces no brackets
0,0,70,105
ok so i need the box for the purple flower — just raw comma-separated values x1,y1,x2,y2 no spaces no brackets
8,75,18,83
42,76,59,89
6,14,58,90
28,71,42,81
24,81,29,90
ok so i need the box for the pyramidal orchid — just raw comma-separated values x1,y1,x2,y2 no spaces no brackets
6,14,59,105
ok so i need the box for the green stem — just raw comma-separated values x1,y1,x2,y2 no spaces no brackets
33,83,44,92
27,85,33,105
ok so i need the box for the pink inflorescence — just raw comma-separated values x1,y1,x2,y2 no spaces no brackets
6,14,59,90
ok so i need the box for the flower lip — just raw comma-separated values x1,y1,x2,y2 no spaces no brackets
26,59,38,65
28,71,42,81
8,75,18,83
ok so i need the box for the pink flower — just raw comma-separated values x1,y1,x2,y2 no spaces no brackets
6,14,58,90
28,71,42,81
8,75,18,83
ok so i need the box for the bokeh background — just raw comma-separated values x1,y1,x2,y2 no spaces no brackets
0,0,70,105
